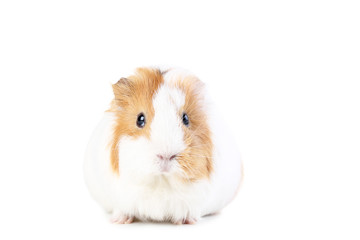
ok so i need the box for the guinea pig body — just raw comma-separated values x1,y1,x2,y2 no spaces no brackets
84,67,243,224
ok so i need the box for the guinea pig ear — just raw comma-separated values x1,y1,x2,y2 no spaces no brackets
180,76,206,98
112,77,132,105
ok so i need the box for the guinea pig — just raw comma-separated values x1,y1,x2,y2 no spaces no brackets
84,67,243,224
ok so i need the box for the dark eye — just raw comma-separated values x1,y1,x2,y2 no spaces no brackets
182,113,189,126
136,113,146,128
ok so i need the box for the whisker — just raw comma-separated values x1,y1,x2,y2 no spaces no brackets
187,154,214,159
177,149,214,159
180,164,197,178
188,144,212,149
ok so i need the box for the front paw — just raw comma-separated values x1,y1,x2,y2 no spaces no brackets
173,217,197,225
111,212,134,224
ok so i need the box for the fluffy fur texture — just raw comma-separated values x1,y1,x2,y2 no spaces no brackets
84,67,243,224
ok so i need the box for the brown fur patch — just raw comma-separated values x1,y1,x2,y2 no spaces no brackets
172,76,213,181
107,68,164,174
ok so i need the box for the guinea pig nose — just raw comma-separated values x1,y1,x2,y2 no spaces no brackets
157,154,177,161
157,154,164,160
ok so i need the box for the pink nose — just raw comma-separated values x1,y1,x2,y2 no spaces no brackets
157,154,177,161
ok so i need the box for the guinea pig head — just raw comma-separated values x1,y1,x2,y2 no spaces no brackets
109,68,213,182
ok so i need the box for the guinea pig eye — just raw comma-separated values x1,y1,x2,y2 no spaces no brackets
182,113,189,126
136,113,146,128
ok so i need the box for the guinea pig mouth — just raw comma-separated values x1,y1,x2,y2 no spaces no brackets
157,160,172,173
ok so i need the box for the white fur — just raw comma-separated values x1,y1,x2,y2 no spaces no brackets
83,68,243,223
150,85,186,161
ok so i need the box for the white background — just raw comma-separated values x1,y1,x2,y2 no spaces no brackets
0,0,359,239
